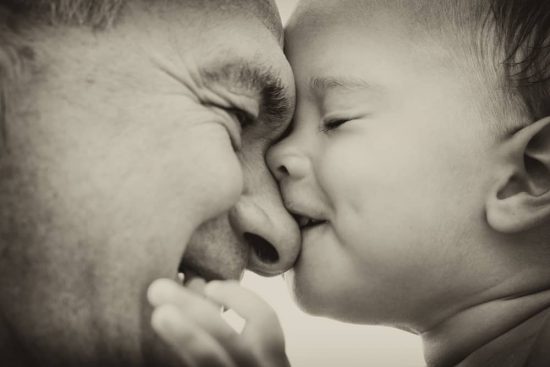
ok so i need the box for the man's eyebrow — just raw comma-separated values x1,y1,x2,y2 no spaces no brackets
199,60,293,125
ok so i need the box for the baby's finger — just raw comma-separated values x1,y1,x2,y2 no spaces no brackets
204,281,284,342
148,279,234,337
148,278,217,310
151,303,237,367
148,279,258,366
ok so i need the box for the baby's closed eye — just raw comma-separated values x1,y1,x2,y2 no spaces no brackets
320,118,350,132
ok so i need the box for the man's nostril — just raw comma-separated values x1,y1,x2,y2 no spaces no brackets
244,233,279,264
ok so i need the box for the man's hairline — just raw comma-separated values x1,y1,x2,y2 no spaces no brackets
0,0,285,153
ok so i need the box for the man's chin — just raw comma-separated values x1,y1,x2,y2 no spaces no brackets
140,328,182,367
179,214,249,283
138,302,183,367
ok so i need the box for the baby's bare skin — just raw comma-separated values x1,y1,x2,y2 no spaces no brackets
147,278,289,367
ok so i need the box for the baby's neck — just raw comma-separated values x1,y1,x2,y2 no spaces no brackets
421,287,550,367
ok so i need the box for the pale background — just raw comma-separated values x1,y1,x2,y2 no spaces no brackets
241,1,426,366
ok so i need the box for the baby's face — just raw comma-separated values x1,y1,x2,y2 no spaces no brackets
268,1,501,327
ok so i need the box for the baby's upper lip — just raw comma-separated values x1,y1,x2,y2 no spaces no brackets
284,201,328,230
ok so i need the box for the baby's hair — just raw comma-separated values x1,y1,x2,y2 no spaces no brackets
410,0,550,125
424,0,550,124
489,0,550,121
394,0,550,130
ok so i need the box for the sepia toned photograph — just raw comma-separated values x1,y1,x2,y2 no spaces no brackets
1,0,549,366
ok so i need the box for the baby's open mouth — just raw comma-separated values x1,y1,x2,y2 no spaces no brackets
295,214,327,230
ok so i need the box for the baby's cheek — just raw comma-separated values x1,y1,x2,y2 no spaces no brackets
318,147,367,208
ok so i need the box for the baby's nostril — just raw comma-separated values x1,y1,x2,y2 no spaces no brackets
244,233,279,264
278,165,289,176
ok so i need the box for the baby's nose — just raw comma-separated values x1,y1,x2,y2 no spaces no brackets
267,138,310,182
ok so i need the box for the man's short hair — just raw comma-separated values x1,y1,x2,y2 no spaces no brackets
2,0,125,27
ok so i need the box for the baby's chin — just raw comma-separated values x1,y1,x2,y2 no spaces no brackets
284,268,351,321
285,267,393,324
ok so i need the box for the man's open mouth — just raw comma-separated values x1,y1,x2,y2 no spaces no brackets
177,259,225,285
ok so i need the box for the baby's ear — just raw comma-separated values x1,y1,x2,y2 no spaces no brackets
487,116,550,233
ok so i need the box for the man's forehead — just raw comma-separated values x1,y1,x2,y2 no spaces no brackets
153,0,283,44
194,0,283,45
5,0,283,43
244,0,283,44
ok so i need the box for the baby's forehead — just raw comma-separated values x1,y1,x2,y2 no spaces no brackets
285,0,503,114
287,1,453,62
287,0,490,75
288,0,428,49
291,0,412,24
289,0,483,37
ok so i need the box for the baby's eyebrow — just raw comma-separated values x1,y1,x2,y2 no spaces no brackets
309,75,380,93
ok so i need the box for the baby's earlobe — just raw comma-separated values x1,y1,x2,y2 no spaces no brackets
486,116,550,233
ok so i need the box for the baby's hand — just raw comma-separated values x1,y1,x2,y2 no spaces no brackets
147,278,290,367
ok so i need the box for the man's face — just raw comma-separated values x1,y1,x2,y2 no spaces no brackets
268,0,500,327
0,2,298,365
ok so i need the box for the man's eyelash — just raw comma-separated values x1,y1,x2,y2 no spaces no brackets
227,108,254,128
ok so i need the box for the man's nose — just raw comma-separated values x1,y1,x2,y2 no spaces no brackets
229,159,301,276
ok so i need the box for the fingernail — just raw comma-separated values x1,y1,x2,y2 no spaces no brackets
177,272,185,285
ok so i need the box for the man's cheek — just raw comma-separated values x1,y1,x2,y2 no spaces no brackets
183,123,244,224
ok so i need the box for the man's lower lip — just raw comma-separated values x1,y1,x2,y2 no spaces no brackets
178,261,227,283
178,268,198,285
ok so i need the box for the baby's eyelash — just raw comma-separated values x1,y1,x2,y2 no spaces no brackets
320,118,349,132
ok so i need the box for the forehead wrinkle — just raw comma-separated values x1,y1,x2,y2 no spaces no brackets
199,58,278,94
199,58,293,128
